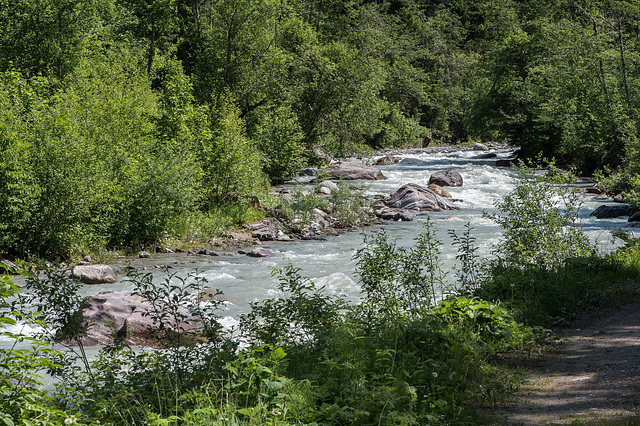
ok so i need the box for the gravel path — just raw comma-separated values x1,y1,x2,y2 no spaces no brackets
497,299,640,425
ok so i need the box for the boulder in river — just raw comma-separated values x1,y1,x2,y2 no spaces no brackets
375,208,413,221
428,170,463,187
628,211,640,222
590,204,634,219
473,143,489,151
477,152,498,159
384,183,460,212
374,155,402,166
324,160,387,180
585,185,603,194
75,291,204,346
246,247,274,258
72,264,117,284
399,157,429,166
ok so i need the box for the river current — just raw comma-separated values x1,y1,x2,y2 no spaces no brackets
3,148,630,342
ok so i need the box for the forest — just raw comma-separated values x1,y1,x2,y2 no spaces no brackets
2,1,640,424
1,0,639,259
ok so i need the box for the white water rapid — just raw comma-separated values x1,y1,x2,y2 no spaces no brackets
3,148,631,345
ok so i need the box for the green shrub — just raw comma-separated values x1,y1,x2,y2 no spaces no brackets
239,264,346,351
487,159,595,271
475,160,640,326
253,104,306,184
0,270,73,425
354,219,446,328
201,94,265,208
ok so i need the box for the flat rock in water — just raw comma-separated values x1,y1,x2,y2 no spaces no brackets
76,291,202,346
375,208,413,221
384,183,460,212
72,264,117,284
428,169,463,187
590,204,634,219
398,157,430,166
324,160,387,180
247,248,274,257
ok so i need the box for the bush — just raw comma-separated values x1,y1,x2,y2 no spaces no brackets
354,219,446,328
0,270,73,425
475,160,640,326
201,94,266,208
253,104,306,184
487,159,595,271
0,52,203,257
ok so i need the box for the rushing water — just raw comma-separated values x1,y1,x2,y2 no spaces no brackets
3,148,630,342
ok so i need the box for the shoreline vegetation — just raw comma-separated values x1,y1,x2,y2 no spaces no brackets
2,1,640,266
2,0,640,423
0,142,513,269
3,162,640,425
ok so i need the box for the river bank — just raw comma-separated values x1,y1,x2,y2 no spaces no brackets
4,145,640,425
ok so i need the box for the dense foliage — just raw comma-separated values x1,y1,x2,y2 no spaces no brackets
3,169,640,424
1,0,640,258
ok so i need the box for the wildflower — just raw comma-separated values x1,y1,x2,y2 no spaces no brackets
432,372,438,378
64,418,74,425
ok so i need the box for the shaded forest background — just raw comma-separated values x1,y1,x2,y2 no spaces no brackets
1,0,639,258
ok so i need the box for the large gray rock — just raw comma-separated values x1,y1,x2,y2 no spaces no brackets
375,208,413,221
72,264,117,284
473,143,489,151
590,204,634,219
318,180,339,195
313,208,333,228
324,160,387,181
75,291,203,346
247,247,274,257
384,183,460,212
428,170,463,187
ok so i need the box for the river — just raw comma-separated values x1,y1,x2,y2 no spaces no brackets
2,148,629,342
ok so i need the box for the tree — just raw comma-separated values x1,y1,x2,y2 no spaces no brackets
200,94,265,207
0,0,93,79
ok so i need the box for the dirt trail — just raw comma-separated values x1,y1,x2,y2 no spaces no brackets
497,299,640,425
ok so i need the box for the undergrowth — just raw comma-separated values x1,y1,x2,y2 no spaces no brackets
2,163,640,425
